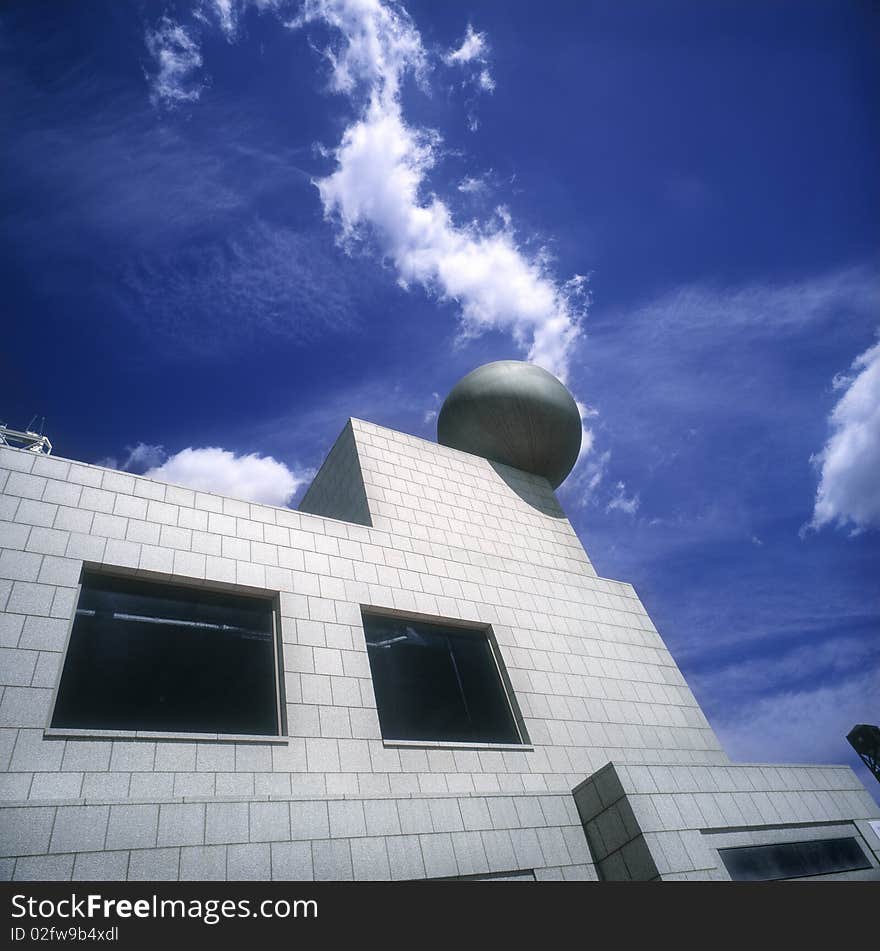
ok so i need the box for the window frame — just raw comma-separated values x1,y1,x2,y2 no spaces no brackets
45,564,288,744
718,836,873,882
360,606,531,750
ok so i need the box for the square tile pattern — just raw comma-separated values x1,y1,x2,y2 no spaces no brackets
1,422,877,880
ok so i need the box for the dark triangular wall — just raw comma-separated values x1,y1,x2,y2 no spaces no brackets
298,419,372,526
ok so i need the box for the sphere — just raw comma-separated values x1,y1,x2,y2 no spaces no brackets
437,361,582,488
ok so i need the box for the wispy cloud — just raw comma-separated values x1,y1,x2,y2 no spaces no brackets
807,335,880,535
444,22,495,126
445,24,488,68
145,446,311,505
583,264,880,524
196,1,240,38
606,480,640,515
621,265,880,340
3,42,348,355
287,1,584,383
422,391,440,426
135,0,589,461
3,79,247,253
144,16,206,108
457,174,489,195
97,442,166,473
563,448,610,505
120,220,360,354
690,630,880,797
692,633,879,703
194,1,291,40
289,0,425,98
122,442,167,472
711,669,880,797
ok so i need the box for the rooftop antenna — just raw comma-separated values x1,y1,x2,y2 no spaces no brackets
0,418,53,455
27,414,46,436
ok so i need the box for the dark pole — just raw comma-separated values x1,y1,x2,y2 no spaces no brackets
847,724,880,784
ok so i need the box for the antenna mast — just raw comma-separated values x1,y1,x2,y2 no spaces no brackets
0,421,53,455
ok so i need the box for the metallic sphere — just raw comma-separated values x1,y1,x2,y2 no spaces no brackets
437,361,582,488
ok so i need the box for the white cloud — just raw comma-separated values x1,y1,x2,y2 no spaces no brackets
444,24,495,91
200,0,239,37
96,442,166,473
290,1,583,383
457,174,488,195
289,0,426,99
316,99,582,378
139,0,589,467
606,480,640,515
196,0,285,38
445,24,487,66
122,442,167,472
581,266,878,516
562,448,609,506
422,391,440,426
144,17,206,108
145,446,310,505
808,335,880,534
141,1,586,386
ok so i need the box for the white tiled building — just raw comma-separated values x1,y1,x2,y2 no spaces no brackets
1,416,878,881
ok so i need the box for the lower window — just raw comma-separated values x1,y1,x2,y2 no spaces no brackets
719,837,872,881
51,570,282,736
362,611,525,745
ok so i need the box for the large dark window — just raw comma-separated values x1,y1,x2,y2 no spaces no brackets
362,612,524,745
719,837,871,881
52,571,281,736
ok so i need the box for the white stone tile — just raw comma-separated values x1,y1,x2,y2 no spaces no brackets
106,804,159,850
205,802,249,845
312,839,353,880
271,841,313,881
128,848,180,881
227,843,270,881
158,803,206,847
72,851,129,881
180,845,226,881
50,805,109,853
350,837,391,880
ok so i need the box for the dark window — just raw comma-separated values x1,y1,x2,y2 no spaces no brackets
362,612,524,745
52,571,281,736
719,837,871,881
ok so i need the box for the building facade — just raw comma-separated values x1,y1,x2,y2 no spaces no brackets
1,415,878,881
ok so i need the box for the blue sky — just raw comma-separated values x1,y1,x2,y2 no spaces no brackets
2,1,878,797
